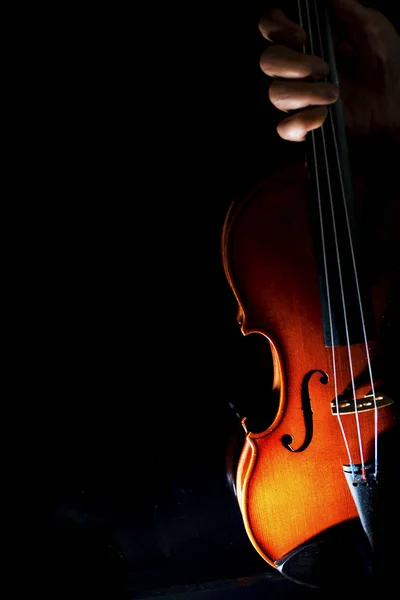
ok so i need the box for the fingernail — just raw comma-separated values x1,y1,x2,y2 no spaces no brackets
319,84,340,98
326,86,339,98
293,30,306,44
312,61,330,77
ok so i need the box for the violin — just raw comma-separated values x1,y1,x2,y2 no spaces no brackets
222,0,399,588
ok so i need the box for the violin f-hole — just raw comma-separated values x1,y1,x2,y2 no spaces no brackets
281,369,328,453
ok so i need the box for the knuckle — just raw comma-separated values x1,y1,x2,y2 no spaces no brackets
259,45,285,73
268,80,280,98
259,49,274,73
258,8,284,36
268,82,288,109
258,10,273,34
365,7,384,32
365,16,384,40
363,9,394,60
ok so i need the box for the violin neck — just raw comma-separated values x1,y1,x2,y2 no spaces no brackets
298,0,376,348
299,0,354,214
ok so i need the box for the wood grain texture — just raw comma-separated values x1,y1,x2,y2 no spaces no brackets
222,162,396,567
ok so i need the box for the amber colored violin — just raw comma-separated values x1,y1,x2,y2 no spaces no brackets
222,0,398,588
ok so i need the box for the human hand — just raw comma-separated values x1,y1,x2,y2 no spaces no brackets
259,0,400,143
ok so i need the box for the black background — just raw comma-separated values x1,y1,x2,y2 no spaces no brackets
40,3,302,597
26,1,398,598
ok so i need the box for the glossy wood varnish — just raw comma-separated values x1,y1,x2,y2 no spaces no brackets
222,162,396,568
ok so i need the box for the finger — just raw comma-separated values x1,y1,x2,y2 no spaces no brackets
277,106,329,142
260,45,330,79
259,8,306,47
269,80,339,112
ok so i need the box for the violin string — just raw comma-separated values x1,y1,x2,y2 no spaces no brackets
329,111,379,479
299,0,355,475
312,0,366,479
319,0,378,483
329,140,379,479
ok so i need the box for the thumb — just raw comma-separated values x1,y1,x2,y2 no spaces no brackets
329,0,371,27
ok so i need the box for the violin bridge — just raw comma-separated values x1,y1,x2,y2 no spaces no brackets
331,394,393,415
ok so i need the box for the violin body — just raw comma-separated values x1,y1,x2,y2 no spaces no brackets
222,160,398,578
